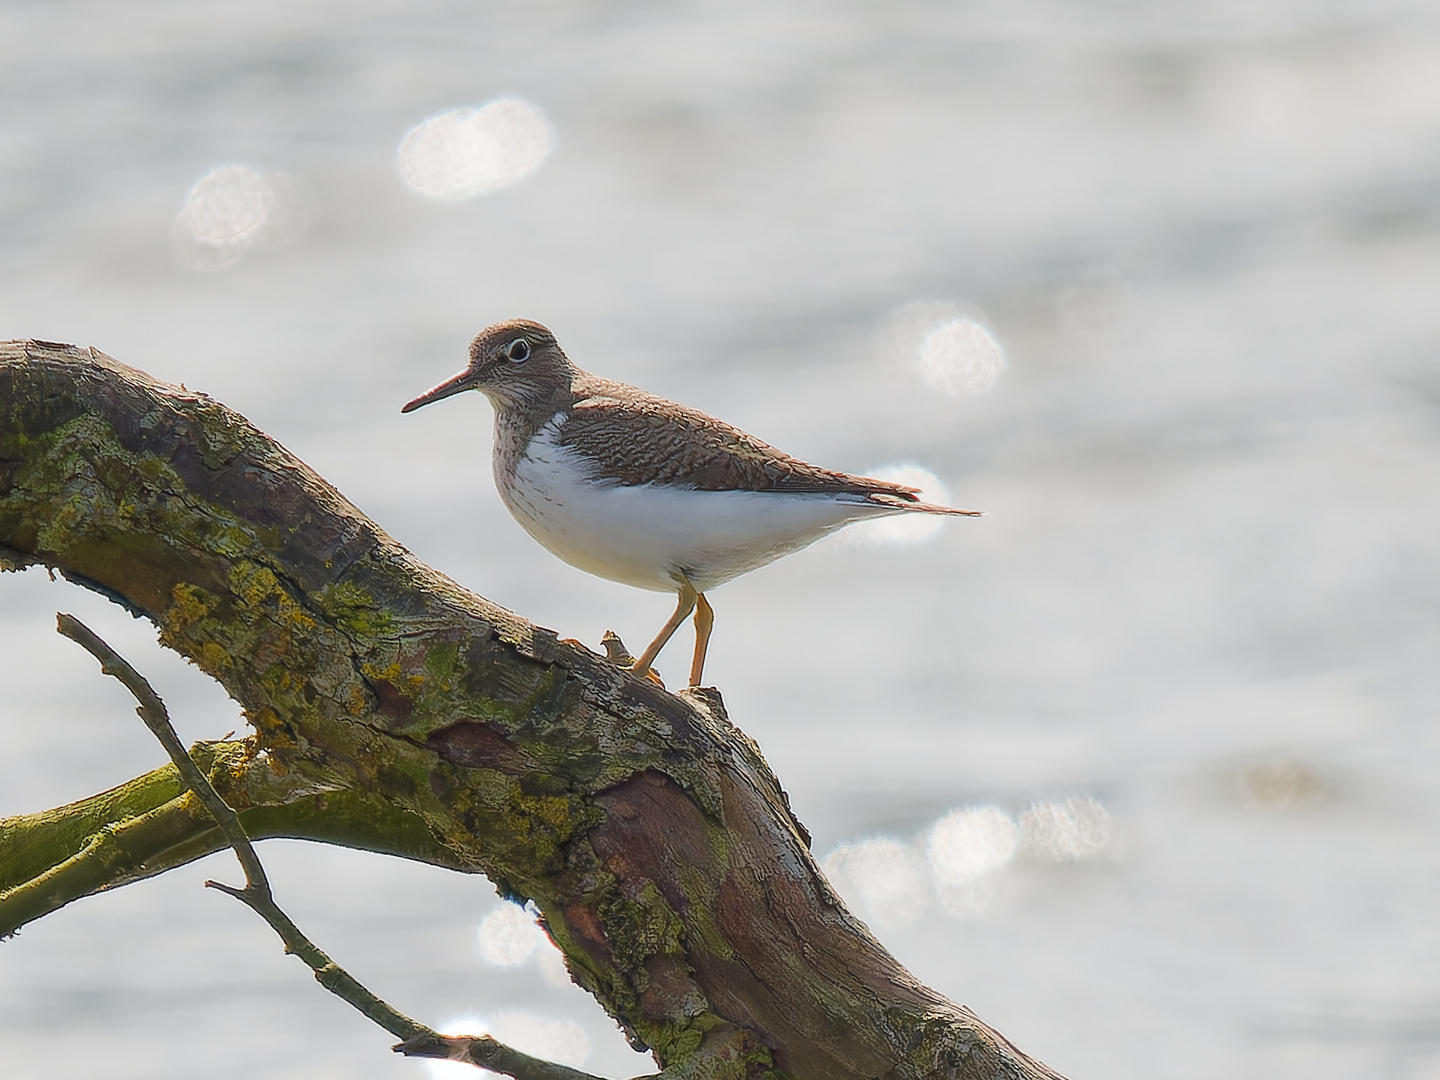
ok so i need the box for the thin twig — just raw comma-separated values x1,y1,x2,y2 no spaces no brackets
396,1032,652,1079
55,612,622,1080
55,614,271,891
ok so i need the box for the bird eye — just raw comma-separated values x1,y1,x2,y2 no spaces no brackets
506,338,530,363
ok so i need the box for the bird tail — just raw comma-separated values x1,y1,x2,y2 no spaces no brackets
867,492,984,517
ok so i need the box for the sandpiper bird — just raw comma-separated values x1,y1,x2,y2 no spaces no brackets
402,319,980,687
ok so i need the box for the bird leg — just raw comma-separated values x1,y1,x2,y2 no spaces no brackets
689,592,714,687
630,580,697,681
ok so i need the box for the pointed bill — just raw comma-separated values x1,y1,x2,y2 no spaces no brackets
401,366,478,413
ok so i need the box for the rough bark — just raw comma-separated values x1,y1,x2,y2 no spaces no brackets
0,340,1064,1080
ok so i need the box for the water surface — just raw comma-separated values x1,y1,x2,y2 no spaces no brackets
3,3,1439,1077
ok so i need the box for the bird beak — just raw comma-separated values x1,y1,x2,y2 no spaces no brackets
401,367,478,413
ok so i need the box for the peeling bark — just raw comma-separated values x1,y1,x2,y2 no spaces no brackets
0,340,1064,1080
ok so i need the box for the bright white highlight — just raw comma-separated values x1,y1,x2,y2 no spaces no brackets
477,903,544,966
821,796,1114,921
487,1012,591,1070
398,98,555,201
879,301,1006,397
926,806,1020,884
423,1016,487,1079
1020,797,1114,860
179,166,271,243
174,165,295,269
844,463,950,547
919,320,1005,396
423,1013,590,1079
926,806,1019,916
823,838,927,927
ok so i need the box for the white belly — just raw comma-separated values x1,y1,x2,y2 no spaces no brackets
498,419,899,593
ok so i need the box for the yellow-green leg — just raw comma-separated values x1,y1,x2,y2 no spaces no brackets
689,592,713,687
631,580,697,681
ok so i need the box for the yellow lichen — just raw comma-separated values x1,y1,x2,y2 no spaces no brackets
198,641,232,673
165,582,214,633
361,660,424,695
228,561,317,632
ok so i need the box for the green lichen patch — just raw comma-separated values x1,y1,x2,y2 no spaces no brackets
599,878,688,975
317,580,394,640
187,399,248,469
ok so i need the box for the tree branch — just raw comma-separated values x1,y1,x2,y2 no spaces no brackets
53,611,625,1080
0,742,464,936
56,614,274,887
0,339,1065,1079
398,1033,638,1079
56,610,428,1041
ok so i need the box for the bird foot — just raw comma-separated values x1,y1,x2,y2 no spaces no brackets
600,630,666,687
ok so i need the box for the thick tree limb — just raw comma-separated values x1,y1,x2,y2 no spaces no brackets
0,340,1065,1080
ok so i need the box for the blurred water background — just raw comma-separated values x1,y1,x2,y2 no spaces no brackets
3,2,1440,1077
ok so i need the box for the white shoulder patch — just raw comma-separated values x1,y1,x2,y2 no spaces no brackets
533,410,569,442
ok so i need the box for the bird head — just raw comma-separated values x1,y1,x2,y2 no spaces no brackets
401,319,572,414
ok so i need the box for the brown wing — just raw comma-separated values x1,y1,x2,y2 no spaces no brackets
557,379,923,499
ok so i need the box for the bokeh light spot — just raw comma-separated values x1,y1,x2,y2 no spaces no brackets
489,1012,591,1069
879,301,1006,397
421,1012,589,1079
1234,759,1332,809
398,98,555,201
844,464,951,546
926,806,1019,883
1019,797,1113,860
822,837,927,927
925,806,1019,917
173,165,285,269
919,319,1005,396
477,902,543,966
825,797,1116,923
423,1016,488,1079
181,166,270,242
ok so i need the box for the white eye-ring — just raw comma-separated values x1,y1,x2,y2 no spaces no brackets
506,338,531,363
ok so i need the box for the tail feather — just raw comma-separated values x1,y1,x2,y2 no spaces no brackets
867,492,983,517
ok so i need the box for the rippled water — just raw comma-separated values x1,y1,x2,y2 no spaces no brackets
4,3,1440,1078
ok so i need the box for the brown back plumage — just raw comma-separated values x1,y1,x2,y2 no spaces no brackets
560,375,936,503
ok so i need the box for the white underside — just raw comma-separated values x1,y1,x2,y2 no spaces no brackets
499,415,904,593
